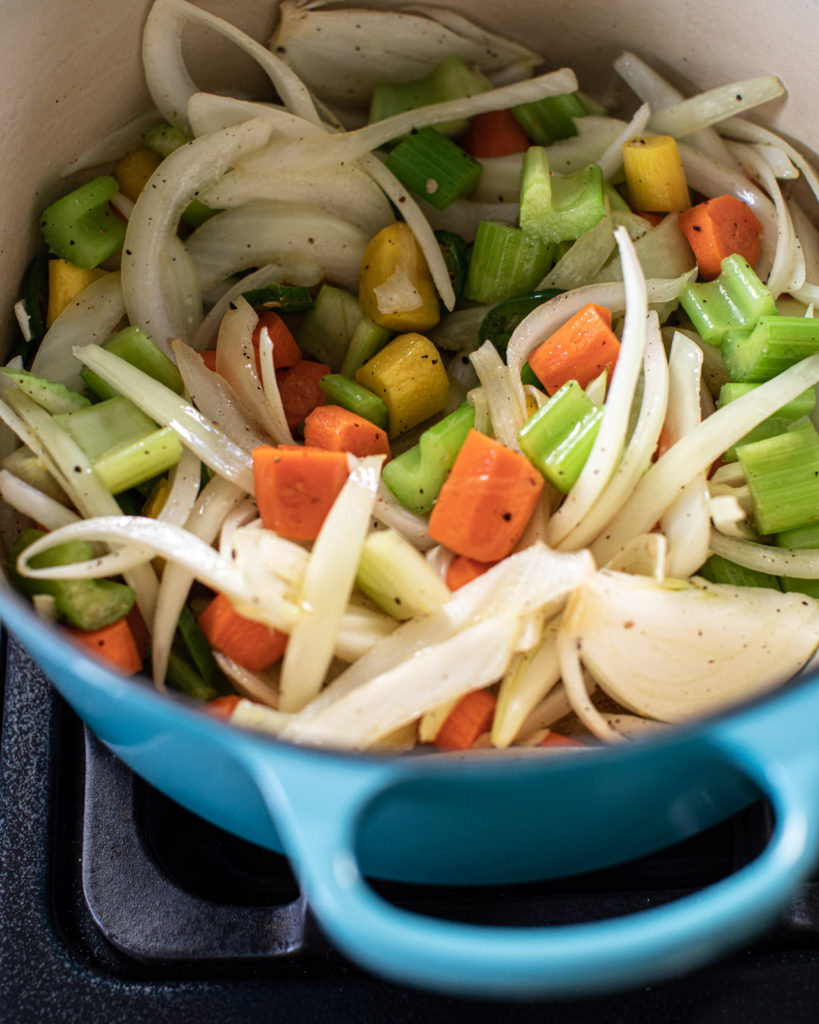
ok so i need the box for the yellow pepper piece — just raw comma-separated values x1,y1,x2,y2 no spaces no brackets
525,391,540,419
114,147,163,203
358,222,441,332
356,332,449,437
141,476,170,519
46,259,109,327
622,135,691,213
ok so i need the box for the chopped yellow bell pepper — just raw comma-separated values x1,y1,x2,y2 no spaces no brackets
355,332,449,437
114,147,163,203
358,222,441,332
46,259,109,326
622,135,690,213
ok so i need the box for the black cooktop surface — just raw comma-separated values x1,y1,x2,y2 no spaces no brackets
3,632,819,1024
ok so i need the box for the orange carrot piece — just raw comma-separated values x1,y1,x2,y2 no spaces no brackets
538,732,585,748
459,109,531,158
635,210,664,227
445,554,496,591
276,359,330,431
198,592,288,671
434,689,498,751
65,616,143,675
428,429,543,561
253,311,303,370
201,349,218,372
528,302,620,396
205,694,242,720
678,194,763,281
303,404,391,458
253,443,350,540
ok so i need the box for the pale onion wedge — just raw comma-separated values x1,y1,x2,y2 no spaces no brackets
648,76,785,138
469,340,527,448
709,532,819,579
492,620,562,749
0,469,80,531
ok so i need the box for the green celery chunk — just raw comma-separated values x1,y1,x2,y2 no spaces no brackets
241,281,314,313
679,254,777,346
318,374,389,431
1,368,91,414
355,528,451,620
478,288,562,360
55,396,160,461
519,148,606,246
9,529,135,630
697,553,781,590
143,122,192,157
716,382,815,460
81,325,184,399
385,127,482,209
777,519,819,598
39,176,126,269
512,92,588,145
517,380,602,493
737,420,819,535
381,403,475,514
435,230,470,304
296,283,361,371
464,221,554,304
722,316,819,382
93,426,183,495
340,317,392,378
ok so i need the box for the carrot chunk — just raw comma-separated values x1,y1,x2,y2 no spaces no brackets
205,694,242,720
252,311,302,370
445,554,496,591
528,302,620,396
65,616,143,675
428,429,543,561
198,592,288,671
276,359,330,430
434,689,498,751
459,109,531,158
678,194,763,281
253,444,350,540
538,732,585,748
303,404,391,458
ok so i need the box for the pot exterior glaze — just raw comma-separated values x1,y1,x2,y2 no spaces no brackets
2,0,819,999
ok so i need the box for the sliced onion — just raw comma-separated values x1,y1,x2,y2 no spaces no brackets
0,469,80,532
597,103,651,181
469,340,526,448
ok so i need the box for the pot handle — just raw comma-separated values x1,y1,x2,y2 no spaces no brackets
236,687,819,999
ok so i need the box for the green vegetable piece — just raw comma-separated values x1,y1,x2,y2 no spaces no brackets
318,373,389,430
9,529,135,631
434,229,470,304
381,403,475,514
296,283,361,372
464,221,554,305
722,315,819,383
81,325,184,399
602,180,631,213
679,254,777,346
93,426,183,495
517,380,602,493
386,127,482,209
698,553,781,590
143,122,192,157
512,92,588,145
519,148,606,246
241,281,314,313
716,382,815,460
181,199,219,229
340,317,392,378
355,528,451,620
1,368,91,414
737,420,819,535
772,519,819,597
177,604,218,686
165,648,218,702
39,176,126,269
55,396,160,461
479,288,562,360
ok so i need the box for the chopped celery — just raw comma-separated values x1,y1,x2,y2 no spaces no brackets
737,420,819,535
296,283,361,371
381,403,475,514
698,553,781,590
385,127,482,209
81,325,184,399
434,230,470,304
464,221,554,305
318,374,390,430
519,148,606,245
241,281,314,313
39,176,126,269
679,254,777,346
777,520,819,599
717,382,815,460
340,315,391,378
93,426,184,495
517,380,602,493
55,396,160,461
512,92,587,145
355,528,451,619
478,288,562,360
1,368,91,414
722,316,819,383
9,529,135,630
143,122,192,157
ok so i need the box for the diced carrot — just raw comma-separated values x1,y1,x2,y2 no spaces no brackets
635,210,665,227
253,443,350,540
205,694,242,720
678,194,763,281
445,554,496,591
200,349,218,372
276,359,330,431
303,404,391,459
428,429,543,561
65,616,143,675
252,311,302,370
459,109,531,158
434,689,498,751
538,732,585,748
198,592,288,671
528,302,620,396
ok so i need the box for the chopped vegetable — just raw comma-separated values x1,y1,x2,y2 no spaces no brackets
433,689,497,750
47,260,109,327
527,302,620,395
459,109,531,158
39,176,126,269
385,127,483,209
622,135,690,213
252,444,350,540
358,222,441,332
317,374,390,431
463,220,554,304
303,404,391,459
679,253,778,346
65,616,143,675
519,147,606,245
445,554,496,590
198,592,288,672
276,359,330,430
355,528,450,620
678,195,763,280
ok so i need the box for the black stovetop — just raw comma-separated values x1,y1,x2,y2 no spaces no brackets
3,631,819,1024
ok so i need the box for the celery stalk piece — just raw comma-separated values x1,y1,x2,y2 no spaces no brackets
385,127,482,209
93,426,184,495
240,281,314,313
464,221,554,304
722,316,819,383
141,123,220,228
39,176,126,269
698,553,781,590
318,374,390,431
512,92,588,145
381,403,475,514
519,147,606,246
0,368,91,414
738,420,819,534
81,325,184,400
54,396,159,462
296,283,362,372
679,254,778,346
716,382,815,460
340,316,392,378
355,528,451,620
9,528,135,630
777,519,819,598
